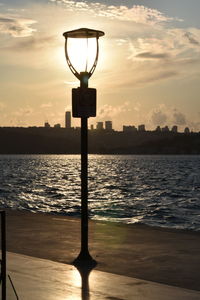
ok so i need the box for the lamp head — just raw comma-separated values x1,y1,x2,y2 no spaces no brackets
63,28,104,81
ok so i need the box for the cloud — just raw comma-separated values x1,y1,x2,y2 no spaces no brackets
133,102,141,112
40,102,53,108
135,52,169,60
172,111,187,125
148,105,188,129
11,35,56,51
64,81,78,86
127,27,200,65
127,37,172,63
98,102,130,119
188,121,200,132
184,32,199,45
50,1,173,25
0,14,36,37
145,70,179,83
123,70,179,87
13,107,34,117
150,108,168,126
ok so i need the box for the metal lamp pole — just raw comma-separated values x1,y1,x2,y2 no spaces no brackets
63,28,104,266
78,72,92,263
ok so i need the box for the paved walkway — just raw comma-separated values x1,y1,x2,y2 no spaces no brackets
6,210,200,290
7,252,200,300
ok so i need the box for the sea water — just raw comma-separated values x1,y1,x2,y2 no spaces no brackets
0,154,200,231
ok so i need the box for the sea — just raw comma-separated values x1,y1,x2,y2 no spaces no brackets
0,154,200,231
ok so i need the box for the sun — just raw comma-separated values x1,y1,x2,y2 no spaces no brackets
66,37,97,73
52,34,106,77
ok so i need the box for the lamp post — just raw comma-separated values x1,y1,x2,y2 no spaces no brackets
63,28,104,266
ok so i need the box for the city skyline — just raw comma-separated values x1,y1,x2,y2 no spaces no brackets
0,1,200,131
50,110,195,133
26,110,196,133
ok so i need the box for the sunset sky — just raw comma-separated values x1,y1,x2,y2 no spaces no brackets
0,0,200,131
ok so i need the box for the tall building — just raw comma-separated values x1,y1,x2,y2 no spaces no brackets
105,121,112,131
155,126,161,132
162,126,170,132
44,121,50,128
54,123,61,128
65,111,71,128
138,124,145,132
171,125,178,133
184,127,190,134
123,125,137,132
96,122,104,130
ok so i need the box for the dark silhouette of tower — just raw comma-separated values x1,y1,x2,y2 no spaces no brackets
105,121,112,131
65,111,71,128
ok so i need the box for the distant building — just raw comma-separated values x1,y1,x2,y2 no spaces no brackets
123,125,137,132
44,122,50,128
105,121,112,131
171,125,178,133
54,124,61,128
155,126,161,132
65,111,71,129
138,124,145,132
184,127,190,134
162,126,170,132
96,122,104,130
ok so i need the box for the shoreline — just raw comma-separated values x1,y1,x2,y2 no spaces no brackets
3,206,200,234
2,206,200,233
2,208,200,291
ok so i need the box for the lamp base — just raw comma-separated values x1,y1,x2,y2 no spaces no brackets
73,251,97,268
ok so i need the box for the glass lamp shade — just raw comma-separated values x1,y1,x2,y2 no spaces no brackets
63,28,104,80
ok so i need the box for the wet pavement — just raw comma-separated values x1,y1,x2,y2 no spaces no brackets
7,252,200,300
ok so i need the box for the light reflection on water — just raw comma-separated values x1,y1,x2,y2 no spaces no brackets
0,154,200,231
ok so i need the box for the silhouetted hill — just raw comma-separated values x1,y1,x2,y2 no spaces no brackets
0,127,200,154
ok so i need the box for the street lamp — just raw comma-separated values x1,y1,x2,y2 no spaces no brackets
63,28,104,266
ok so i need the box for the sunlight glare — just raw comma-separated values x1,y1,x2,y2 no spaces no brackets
53,46,67,70
70,267,82,288
67,38,97,73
